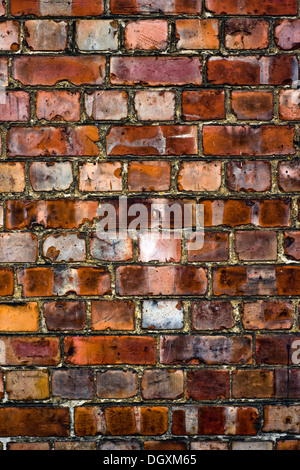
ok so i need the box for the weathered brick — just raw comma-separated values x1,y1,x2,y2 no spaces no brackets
0,21,20,51
225,19,269,50
0,303,39,332
11,0,104,16
279,90,300,121
43,232,86,262
99,440,141,450
138,233,181,262
90,232,133,262
0,268,14,296
91,300,135,331
279,162,300,192
0,92,29,122
227,161,272,192
43,301,86,331
232,442,273,451
231,91,273,120
277,441,300,451
142,370,184,399
85,91,128,121
191,441,229,450
275,20,300,50
76,20,118,51
235,231,277,261
54,441,96,450
242,301,294,330
187,232,229,262
187,370,230,400
125,20,168,50
144,441,187,450
284,231,300,260
110,0,202,14
97,370,138,398
52,369,94,399
25,20,68,51
134,91,175,121
256,335,300,365
205,0,297,15
128,161,171,191
79,162,122,192
8,442,51,450
110,57,202,86
263,406,300,433
0,336,60,366
232,370,274,398
182,90,225,120
275,370,300,398
176,19,219,50
30,162,73,192
6,370,50,400
0,162,26,192
36,90,80,121
178,162,222,192
142,300,184,330
192,301,235,331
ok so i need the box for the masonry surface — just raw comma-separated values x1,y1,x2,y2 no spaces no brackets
0,0,300,451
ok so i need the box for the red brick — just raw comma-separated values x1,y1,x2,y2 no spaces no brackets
85,91,128,120
187,370,230,400
36,91,80,121
52,369,94,399
25,20,67,51
231,91,273,120
91,300,135,331
276,266,300,295
176,19,219,50
192,301,235,331
275,370,300,398
64,336,157,365
242,301,294,330
263,406,300,433
125,20,168,50
178,161,222,192
256,335,300,365
203,126,295,156
11,0,104,16
0,57,8,87
0,407,69,437
160,335,252,365
111,0,202,14
7,126,99,157
97,370,138,399
110,57,202,86
188,232,228,262
128,161,171,191
43,301,86,331
8,442,50,450
0,162,26,192
284,231,300,260
107,125,198,156
182,90,225,120
275,20,300,50
232,370,274,398
207,56,298,85
116,266,207,296
235,231,277,261
0,268,14,296
0,21,20,51
213,266,278,296
0,91,29,121
205,0,297,15
142,370,184,399
279,90,300,120
13,56,106,85
225,19,269,50
227,161,272,192
0,336,60,366
134,91,175,121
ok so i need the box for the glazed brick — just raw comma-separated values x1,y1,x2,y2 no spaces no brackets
227,161,272,192
263,406,300,433
110,57,202,86
275,20,300,50
275,370,300,399
116,266,207,296
0,162,26,192
225,19,269,50
279,90,300,121
75,406,168,436
0,336,60,366
10,0,104,16
178,161,222,192
172,406,259,435
160,335,252,365
187,370,230,400
232,370,274,398
29,162,73,192
207,56,298,86
176,19,219,50
235,231,277,261
36,91,81,121
256,335,300,365
6,370,50,400
231,91,273,121
43,301,86,331
0,21,20,51
128,161,171,191
79,162,122,192
0,407,69,437
110,0,202,14
205,0,298,15
42,233,86,263
0,303,39,332
284,231,300,260
13,56,106,86
107,125,198,156
52,369,94,399
0,91,29,121
91,300,135,331
138,233,181,262
125,20,168,50
85,91,128,121
64,336,157,365
182,90,225,121
192,301,235,331
0,268,14,296
0,233,37,263
142,370,184,399
25,20,68,51
97,370,138,399
203,126,295,156
134,91,175,121
75,20,118,51
17,267,111,297
8,126,99,157
142,300,184,330
241,301,294,330
187,232,229,262
278,160,300,192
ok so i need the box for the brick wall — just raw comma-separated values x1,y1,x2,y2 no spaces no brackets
0,0,299,451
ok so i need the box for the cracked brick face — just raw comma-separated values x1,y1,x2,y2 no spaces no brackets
0,0,300,451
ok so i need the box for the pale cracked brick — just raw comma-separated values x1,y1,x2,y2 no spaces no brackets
36,91,81,121
25,20,68,51
85,91,128,121
90,232,133,262
0,233,37,263
79,162,122,192
97,370,138,399
76,20,118,51
29,162,73,191
142,300,184,330
0,21,20,51
6,370,50,400
43,233,86,262
134,91,175,121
